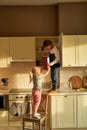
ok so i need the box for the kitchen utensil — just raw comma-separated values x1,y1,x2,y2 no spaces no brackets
68,76,82,89
82,76,87,88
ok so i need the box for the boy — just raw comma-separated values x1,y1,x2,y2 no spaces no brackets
43,40,60,94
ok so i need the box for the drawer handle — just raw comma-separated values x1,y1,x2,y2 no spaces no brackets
64,95,67,97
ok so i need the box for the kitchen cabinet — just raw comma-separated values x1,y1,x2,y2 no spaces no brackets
10,37,35,61
35,36,60,66
62,35,87,67
62,35,78,67
78,35,87,66
0,111,8,126
77,95,87,128
0,37,10,67
50,95,76,128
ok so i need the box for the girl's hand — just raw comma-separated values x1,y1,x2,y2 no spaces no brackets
47,64,50,71
29,72,32,83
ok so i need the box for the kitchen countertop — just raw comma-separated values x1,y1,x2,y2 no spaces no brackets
0,88,87,95
48,88,87,95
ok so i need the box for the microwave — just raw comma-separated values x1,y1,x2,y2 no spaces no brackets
0,95,8,110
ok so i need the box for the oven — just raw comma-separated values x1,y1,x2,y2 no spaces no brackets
8,94,32,122
0,95,8,110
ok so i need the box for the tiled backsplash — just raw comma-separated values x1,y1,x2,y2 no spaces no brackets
60,67,87,89
0,62,87,90
0,62,51,90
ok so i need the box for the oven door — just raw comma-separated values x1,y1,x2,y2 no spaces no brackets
8,100,31,121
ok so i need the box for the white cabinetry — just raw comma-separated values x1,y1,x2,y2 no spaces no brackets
62,35,78,67
50,95,76,128
62,35,87,67
0,37,10,67
10,37,35,61
78,35,87,66
0,111,8,126
77,95,87,128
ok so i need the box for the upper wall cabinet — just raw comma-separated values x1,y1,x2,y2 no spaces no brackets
10,37,35,61
62,35,78,67
0,37,10,67
78,35,87,66
62,35,87,67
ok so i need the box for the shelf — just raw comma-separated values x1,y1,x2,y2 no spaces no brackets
36,51,49,53
35,36,60,66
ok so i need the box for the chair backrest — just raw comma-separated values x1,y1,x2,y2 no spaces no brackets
37,93,48,115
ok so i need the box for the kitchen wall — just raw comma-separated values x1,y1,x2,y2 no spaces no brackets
59,2,87,35
0,2,87,36
0,61,87,90
0,62,51,90
0,5,58,36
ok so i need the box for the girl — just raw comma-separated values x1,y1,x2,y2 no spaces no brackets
29,66,50,119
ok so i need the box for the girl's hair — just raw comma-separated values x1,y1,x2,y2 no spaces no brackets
43,40,53,48
32,66,40,75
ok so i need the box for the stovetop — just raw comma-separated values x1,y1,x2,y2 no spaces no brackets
9,88,32,93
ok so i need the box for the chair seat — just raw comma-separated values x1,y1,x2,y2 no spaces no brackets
23,114,47,130
23,114,47,123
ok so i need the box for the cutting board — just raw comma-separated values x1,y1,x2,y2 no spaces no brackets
82,76,87,88
68,76,82,89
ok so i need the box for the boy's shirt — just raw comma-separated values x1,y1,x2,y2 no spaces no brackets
49,46,60,67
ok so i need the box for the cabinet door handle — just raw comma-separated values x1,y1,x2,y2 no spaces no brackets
64,95,67,97
68,65,71,67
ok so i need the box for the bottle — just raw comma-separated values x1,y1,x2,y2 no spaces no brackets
42,56,49,70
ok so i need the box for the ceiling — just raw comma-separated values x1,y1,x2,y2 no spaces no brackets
0,0,87,5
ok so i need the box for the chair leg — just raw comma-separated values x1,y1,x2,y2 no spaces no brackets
23,119,24,130
39,122,41,130
33,122,34,130
44,120,46,130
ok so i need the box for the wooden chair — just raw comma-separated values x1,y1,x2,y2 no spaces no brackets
23,93,48,130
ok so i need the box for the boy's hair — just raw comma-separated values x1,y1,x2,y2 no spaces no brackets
43,40,53,48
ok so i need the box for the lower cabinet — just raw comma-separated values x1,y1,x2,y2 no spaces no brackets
77,95,87,128
50,95,76,128
0,111,8,126
50,94,87,129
